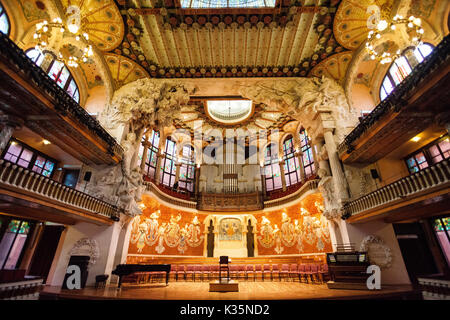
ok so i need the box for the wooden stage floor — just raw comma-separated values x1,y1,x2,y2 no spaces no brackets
41,282,417,300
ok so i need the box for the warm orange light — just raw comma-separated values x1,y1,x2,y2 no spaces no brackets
43,139,51,145
411,136,421,142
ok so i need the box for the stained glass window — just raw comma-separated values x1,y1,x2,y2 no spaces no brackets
181,0,275,8
0,219,32,270
0,3,10,36
405,135,449,174
161,137,177,187
264,143,282,192
179,145,195,192
2,139,56,177
25,49,80,103
139,130,160,180
299,129,315,178
432,217,450,267
380,43,434,101
282,135,300,187
32,156,55,177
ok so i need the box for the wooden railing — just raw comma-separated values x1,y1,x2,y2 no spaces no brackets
0,159,120,219
264,179,319,209
418,277,450,300
144,181,197,209
197,192,264,211
342,159,450,219
0,278,43,300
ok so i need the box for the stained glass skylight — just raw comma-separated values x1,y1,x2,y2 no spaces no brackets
181,0,276,9
206,100,253,124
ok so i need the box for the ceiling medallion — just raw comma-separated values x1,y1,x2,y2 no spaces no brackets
365,15,424,64
33,5,93,67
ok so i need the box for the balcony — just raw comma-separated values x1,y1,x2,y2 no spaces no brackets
0,160,119,225
343,159,450,223
144,176,320,211
0,33,123,165
338,35,450,164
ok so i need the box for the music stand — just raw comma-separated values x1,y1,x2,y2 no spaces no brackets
219,256,230,283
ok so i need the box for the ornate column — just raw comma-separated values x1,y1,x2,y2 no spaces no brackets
139,140,149,173
312,137,331,178
260,165,267,199
323,128,349,200
292,134,305,181
174,163,182,184
0,115,24,153
278,160,287,191
154,132,166,184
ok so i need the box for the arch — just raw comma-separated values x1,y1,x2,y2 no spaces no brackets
282,134,301,187
25,48,81,103
379,43,435,101
68,238,100,266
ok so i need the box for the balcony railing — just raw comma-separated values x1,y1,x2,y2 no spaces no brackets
0,159,120,220
342,159,450,219
338,34,450,156
418,277,450,300
264,179,319,209
144,181,197,209
0,278,43,300
197,192,264,211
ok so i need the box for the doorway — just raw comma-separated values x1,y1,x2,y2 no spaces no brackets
393,222,439,285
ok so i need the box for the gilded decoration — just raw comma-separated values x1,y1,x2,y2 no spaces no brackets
104,53,150,88
333,0,394,50
60,0,124,52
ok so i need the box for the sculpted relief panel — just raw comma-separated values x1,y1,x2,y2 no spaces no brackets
255,193,332,255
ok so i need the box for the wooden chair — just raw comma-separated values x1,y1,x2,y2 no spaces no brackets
245,265,254,281
289,264,299,281
271,264,280,281
254,264,263,281
319,264,329,283
202,265,211,281
298,264,307,283
185,265,195,281
219,256,230,282
280,264,290,281
176,265,186,281
262,264,271,281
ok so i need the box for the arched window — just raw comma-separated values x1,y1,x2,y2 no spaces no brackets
380,43,434,101
263,143,282,192
25,49,80,103
0,3,10,36
139,129,160,180
282,135,300,186
179,145,195,192
160,137,177,187
299,129,315,178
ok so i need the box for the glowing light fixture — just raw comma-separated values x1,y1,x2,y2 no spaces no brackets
411,136,421,142
33,6,93,68
43,139,51,145
366,15,424,64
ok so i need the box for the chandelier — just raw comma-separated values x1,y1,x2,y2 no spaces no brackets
365,15,424,64
33,6,93,68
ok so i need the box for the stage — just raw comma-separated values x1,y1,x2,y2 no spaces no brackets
40,282,418,300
